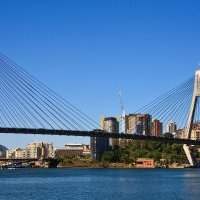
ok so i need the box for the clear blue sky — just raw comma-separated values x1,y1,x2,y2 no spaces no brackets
0,0,200,148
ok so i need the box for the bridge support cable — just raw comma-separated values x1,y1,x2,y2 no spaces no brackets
3,65,90,130
0,77,43,128
0,53,98,128
3,56,98,128
151,83,191,120
136,78,193,112
0,72,41,128
135,77,194,130
0,53,98,131
0,64,74,130
0,64,50,129
137,80,192,121
174,91,193,129
157,85,193,128
0,59,87,129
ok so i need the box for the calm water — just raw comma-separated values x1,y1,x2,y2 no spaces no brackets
0,168,200,200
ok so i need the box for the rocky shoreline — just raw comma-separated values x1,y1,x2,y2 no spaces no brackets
57,160,190,169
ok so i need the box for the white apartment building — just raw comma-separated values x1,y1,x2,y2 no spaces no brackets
6,142,54,159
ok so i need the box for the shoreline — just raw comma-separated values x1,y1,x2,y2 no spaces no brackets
1,166,197,170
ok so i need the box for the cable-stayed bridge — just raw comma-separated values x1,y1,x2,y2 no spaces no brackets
0,53,199,166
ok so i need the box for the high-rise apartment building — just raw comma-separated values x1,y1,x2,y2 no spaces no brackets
126,114,152,136
151,119,163,137
167,122,177,134
101,117,119,147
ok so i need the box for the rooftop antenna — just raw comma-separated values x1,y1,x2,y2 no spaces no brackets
118,90,126,133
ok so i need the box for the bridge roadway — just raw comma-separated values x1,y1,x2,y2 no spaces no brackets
0,127,200,145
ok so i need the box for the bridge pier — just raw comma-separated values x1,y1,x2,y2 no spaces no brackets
184,69,200,167
183,144,195,166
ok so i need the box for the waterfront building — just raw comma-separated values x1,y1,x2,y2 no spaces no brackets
26,142,54,159
178,123,200,140
15,148,26,159
90,128,110,160
55,144,91,158
6,148,17,159
175,128,185,139
82,144,91,155
101,117,119,148
6,142,54,160
191,123,200,140
26,143,41,159
64,144,90,153
151,119,163,137
91,135,109,160
0,145,7,158
56,148,82,158
135,158,155,168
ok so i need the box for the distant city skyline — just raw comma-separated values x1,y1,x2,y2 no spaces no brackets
0,0,200,147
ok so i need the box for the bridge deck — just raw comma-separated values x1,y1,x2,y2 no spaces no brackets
0,128,199,145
